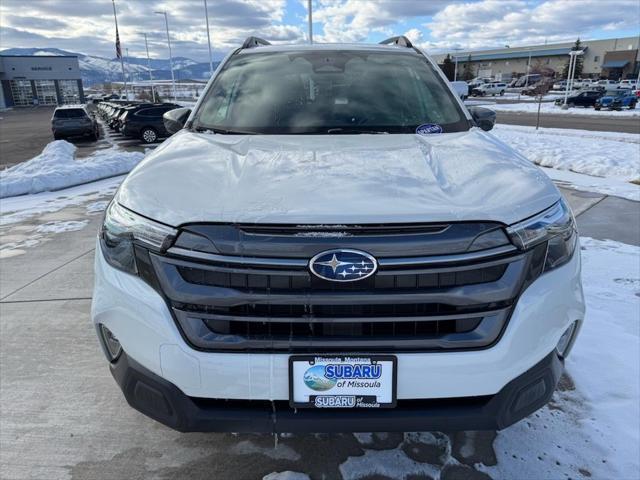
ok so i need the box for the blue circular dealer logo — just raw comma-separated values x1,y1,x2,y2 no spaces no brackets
309,249,377,282
416,123,443,135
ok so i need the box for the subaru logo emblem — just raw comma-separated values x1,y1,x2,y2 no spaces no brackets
309,249,377,282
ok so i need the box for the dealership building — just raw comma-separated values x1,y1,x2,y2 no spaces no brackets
0,55,85,109
432,36,640,81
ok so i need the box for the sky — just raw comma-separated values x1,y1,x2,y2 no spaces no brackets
0,0,639,62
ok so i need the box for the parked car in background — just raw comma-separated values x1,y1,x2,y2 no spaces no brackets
450,80,469,100
596,79,618,87
467,77,492,89
618,79,638,90
594,89,637,110
471,82,507,96
521,77,554,96
51,105,99,141
554,89,603,107
552,80,568,90
513,74,542,88
121,103,183,143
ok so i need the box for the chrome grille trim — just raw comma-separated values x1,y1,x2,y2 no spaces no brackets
166,244,519,270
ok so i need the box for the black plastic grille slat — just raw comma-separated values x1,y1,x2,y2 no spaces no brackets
201,317,475,339
173,301,509,318
176,264,507,292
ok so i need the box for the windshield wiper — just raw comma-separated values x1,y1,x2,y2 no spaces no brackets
327,128,389,134
194,126,260,135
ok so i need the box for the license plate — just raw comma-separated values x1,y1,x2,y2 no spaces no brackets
289,355,397,409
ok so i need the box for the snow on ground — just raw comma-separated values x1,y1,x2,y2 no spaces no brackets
492,124,640,181
480,237,640,479
487,101,640,116
544,168,640,202
34,220,89,234
0,140,144,198
262,472,310,480
0,175,122,226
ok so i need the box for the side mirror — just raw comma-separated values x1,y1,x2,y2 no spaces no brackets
163,107,191,135
468,106,496,132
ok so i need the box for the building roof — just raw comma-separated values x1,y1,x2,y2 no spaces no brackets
0,55,79,58
452,47,578,62
601,60,630,68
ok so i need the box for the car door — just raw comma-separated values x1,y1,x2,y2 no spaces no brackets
574,92,588,106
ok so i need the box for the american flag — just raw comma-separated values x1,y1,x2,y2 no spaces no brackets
115,25,122,59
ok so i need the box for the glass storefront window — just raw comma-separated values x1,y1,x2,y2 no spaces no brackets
59,80,80,104
10,80,34,107
34,80,58,105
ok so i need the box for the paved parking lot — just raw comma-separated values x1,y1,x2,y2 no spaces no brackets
1,179,636,479
0,106,155,170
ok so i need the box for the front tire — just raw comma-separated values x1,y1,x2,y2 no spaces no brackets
141,127,158,144
500,90,505,96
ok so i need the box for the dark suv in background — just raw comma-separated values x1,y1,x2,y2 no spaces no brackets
121,104,182,143
51,105,99,141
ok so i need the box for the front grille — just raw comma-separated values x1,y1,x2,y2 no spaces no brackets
137,222,541,353
176,264,508,291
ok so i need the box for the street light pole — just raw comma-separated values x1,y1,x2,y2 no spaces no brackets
524,48,532,88
155,10,176,102
452,47,463,81
204,0,214,77
143,33,156,103
307,0,313,44
125,47,132,93
563,50,584,107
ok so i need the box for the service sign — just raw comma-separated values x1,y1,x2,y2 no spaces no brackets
289,355,397,408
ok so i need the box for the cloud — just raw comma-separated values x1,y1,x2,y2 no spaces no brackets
0,0,637,61
0,0,304,60
424,0,640,50
312,0,460,42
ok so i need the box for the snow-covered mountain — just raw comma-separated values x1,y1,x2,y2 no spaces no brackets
0,47,213,85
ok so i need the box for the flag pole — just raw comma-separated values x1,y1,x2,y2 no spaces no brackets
111,0,128,99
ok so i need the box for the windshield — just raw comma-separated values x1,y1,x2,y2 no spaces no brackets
54,109,87,119
193,50,470,134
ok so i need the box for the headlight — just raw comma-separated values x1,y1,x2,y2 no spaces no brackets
507,199,577,272
100,201,177,274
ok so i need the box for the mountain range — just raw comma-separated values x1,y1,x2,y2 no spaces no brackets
0,47,219,85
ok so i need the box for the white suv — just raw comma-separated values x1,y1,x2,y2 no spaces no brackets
472,82,507,96
92,36,584,433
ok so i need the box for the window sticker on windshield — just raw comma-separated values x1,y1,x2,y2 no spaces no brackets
416,124,443,135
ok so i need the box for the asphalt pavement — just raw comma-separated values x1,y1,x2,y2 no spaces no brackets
1,183,637,480
496,111,640,134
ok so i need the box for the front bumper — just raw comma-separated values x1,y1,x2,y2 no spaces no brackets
111,348,563,432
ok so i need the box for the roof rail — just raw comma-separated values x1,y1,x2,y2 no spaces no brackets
379,36,413,48
242,36,271,49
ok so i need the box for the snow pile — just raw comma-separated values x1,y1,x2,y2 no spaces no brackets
488,101,640,116
492,124,640,181
0,140,144,198
481,237,640,478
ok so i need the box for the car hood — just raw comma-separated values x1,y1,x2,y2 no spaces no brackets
117,128,559,227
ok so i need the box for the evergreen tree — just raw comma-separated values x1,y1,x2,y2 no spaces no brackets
562,39,584,79
440,54,455,80
462,55,474,81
